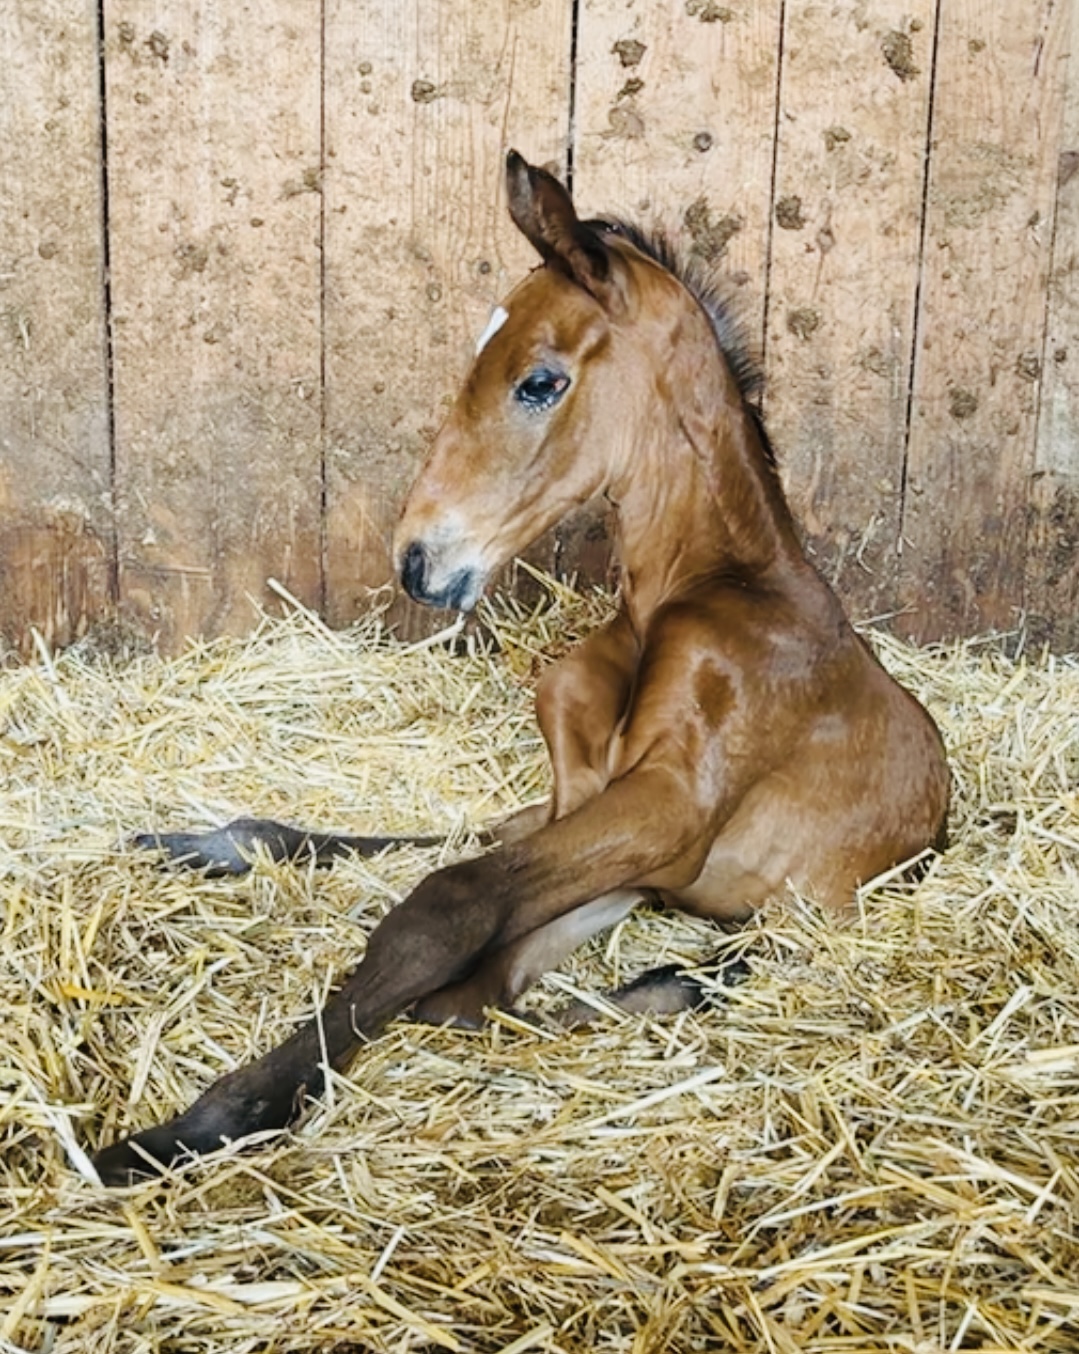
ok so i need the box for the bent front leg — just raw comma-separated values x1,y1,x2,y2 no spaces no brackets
535,608,637,819
95,767,712,1184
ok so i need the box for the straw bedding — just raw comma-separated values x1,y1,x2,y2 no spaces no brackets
1,581,1077,1353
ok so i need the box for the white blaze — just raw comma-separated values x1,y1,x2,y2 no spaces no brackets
475,304,509,355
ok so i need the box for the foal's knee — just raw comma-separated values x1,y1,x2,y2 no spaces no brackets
364,857,513,999
535,656,602,736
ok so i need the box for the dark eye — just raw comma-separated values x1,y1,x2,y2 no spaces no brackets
515,367,570,411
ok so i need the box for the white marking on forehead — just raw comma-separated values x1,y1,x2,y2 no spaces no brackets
475,304,509,355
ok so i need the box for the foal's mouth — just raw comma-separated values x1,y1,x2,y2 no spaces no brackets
399,540,484,612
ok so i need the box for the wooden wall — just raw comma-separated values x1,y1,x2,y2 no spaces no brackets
2,0,1078,654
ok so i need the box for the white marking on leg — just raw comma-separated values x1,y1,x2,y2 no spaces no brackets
475,305,509,355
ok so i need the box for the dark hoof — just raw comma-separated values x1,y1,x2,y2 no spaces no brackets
559,952,751,1027
94,1052,313,1186
132,830,249,876
93,1125,189,1186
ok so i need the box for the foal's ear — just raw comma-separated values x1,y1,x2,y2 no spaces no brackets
505,150,619,309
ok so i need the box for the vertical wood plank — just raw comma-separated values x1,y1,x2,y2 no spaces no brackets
322,0,572,634
1028,1,1079,652
764,3,936,624
105,2,323,652
0,0,111,654
573,0,782,344
899,0,1069,640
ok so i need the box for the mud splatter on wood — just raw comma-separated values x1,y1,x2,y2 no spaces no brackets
900,0,1070,641
4,0,1079,652
764,0,935,625
0,1,113,655
321,0,573,640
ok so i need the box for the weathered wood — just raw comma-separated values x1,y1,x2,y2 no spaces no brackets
764,3,936,625
1028,0,1079,653
0,0,112,654
104,3,323,651
899,0,1070,641
322,0,572,636
574,0,782,343
5,6,1079,653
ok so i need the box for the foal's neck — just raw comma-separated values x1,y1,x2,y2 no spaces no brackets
612,357,805,633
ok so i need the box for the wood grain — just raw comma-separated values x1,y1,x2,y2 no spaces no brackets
1027,0,1079,652
4,4,1079,653
899,0,1070,641
574,0,782,341
0,0,112,653
763,2,936,625
322,0,572,634
568,0,783,599
104,2,323,651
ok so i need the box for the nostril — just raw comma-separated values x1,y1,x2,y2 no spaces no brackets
400,540,428,599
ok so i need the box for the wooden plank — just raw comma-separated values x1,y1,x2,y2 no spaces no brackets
104,2,323,651
899,0,1070,641
0,0,112,654
573,0,782,341
763,2,937,624
322,0,573,634
1028,1,1079,652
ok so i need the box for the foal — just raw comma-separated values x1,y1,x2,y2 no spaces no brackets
94,152,949,1183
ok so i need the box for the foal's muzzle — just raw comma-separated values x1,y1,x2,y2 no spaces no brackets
399,540,482,611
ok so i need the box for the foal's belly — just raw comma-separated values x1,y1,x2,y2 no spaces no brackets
668,810,857,918
667,782,840,920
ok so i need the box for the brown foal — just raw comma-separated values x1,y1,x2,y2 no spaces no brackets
93,152,949,1184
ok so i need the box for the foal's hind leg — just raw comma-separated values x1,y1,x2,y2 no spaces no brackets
134,817,442,876
557,949,750,1027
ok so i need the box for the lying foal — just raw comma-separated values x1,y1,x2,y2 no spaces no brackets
93,152,949,1184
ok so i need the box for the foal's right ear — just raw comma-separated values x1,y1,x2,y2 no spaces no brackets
505,150,620,310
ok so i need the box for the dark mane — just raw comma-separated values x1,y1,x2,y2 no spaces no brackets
583,217,776,464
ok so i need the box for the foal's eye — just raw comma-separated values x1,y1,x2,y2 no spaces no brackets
514,368,570,411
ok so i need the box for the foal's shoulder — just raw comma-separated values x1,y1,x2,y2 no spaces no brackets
644,579,874,704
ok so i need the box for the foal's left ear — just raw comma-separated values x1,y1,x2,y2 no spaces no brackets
505,150,622,311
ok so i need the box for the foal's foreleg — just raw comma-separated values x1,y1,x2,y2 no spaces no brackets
95,769,707,1184
136,803,550,876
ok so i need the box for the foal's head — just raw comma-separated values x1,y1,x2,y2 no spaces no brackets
394,150,743,611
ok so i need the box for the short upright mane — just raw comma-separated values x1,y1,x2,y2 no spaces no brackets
585,218,764,405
